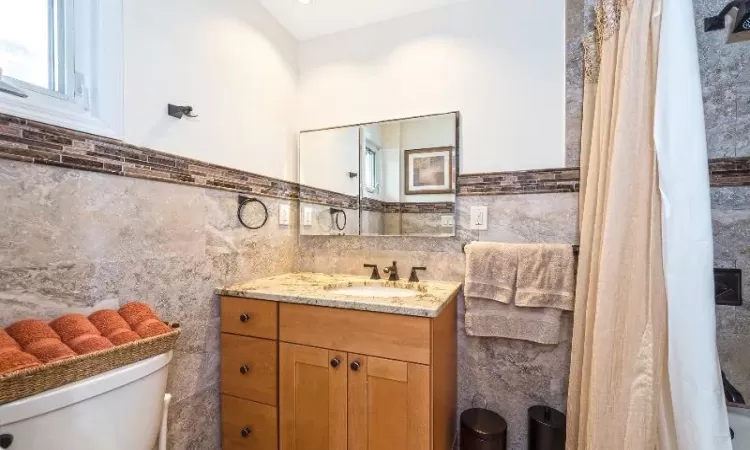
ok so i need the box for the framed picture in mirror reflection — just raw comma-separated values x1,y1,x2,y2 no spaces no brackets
404,147,454,195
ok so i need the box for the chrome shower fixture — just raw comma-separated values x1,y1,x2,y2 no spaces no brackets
705,0,750,43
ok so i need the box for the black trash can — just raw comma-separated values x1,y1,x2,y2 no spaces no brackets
527,406,566,450
460,408,507,450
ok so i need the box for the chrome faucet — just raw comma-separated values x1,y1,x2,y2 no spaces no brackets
383,261,399,281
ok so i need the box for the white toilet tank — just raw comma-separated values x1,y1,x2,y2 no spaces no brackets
0,351,172,450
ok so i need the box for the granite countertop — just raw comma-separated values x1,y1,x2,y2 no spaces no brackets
216,273,462,318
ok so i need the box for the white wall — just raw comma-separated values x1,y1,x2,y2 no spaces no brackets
299,127,359,195
123,0,298,181
296,0,565,173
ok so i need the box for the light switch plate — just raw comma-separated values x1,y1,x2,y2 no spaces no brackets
279,204,290,226
303,207,313,227
470,206,488,230
441,215,454,227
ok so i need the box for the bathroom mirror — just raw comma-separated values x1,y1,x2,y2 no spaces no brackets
299,112,458,237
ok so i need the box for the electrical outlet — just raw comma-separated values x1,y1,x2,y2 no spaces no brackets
303,208,313,227
278,204,290,226
470,206,488,230
441,215,454,227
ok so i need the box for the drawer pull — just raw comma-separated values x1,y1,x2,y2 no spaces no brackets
240,365,250,375
350,361,361,372
239,313,251,323
330,357,341,368
241,426,252,438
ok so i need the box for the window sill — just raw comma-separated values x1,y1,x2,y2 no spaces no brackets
0,91,120,139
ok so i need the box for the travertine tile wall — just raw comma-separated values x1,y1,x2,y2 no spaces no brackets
713,187,750,397
0,159,298,449
696,0,750,398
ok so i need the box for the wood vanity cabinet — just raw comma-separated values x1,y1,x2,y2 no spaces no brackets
220,294,457,450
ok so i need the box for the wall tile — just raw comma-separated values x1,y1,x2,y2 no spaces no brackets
0,158,294,446
167,384,221,450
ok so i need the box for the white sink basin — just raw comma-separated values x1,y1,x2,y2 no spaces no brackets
329,286,418,298
730,406,750,449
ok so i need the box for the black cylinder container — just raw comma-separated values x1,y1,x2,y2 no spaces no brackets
460,408,507,450
527,406,566,450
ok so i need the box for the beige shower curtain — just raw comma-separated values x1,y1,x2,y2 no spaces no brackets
566,0,678,448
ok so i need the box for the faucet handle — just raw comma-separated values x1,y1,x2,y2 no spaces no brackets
409,267,427,283
364,264,381,280
383,261,399,281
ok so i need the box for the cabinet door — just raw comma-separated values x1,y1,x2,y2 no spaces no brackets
348,355,430,450
280,342,347,450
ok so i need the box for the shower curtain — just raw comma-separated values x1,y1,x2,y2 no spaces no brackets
566,0,732,448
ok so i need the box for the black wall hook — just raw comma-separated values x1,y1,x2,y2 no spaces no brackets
168,104,198,119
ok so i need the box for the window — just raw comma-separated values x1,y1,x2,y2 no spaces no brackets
0,0,73,98
363,146,379,194
0,0,123,137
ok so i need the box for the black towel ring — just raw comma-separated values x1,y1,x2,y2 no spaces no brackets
330,208,347,231
237,196,268,230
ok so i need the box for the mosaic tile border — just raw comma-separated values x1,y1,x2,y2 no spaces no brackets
710,158,750,187
457,168,581,196
0,114,300,201
300,186,359,209
1,114,748,205
360,198,455,214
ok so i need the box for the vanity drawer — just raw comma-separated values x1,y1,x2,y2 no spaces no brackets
221,296,278,340
221,395,278,450
221,334,278,406
279,303,431,365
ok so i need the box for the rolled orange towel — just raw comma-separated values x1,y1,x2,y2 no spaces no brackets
134,319,172,338
25,339,76,363
68,335,114,355
0,330,20,350
49,314,101,343
107,329,141,346
89,310,132,336
118,303,158,329
6,319,61,348
0,349,41,375
89,310,141,345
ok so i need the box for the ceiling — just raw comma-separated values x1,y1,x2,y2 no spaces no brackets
259,0,471,41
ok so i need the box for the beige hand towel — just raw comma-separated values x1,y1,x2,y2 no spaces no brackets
464,242,518,304
515,244,575,311
464,297,563,345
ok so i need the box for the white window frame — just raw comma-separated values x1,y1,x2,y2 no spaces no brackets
363,143,379,194
0,0,123,138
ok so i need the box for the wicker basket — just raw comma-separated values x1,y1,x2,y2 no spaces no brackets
0,324,181,405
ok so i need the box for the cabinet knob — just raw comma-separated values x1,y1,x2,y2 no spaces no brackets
241,427,252,438
330,357,341,368
350,361,361,371
239,313,250,323
240,365,250,375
